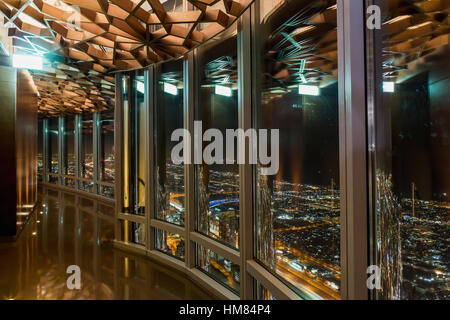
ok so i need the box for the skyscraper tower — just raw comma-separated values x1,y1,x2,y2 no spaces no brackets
412,182,415,218
331,178,335,203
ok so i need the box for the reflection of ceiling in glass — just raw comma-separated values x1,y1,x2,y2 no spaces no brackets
100,111,114,133
204,55,237,86
81,115,93,133
382,1,450,82
161,70,182,83
0,0,254,115
160,70,183,91
262,1,338,101
262,0,450,102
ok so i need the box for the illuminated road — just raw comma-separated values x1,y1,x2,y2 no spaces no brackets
274,239,341,299
210,180,239,188
275,216,339,232
210,259,235,288
275,222,329,233
276,261,340,300
275,240,340,274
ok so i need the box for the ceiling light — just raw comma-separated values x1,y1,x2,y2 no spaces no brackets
164,82,178,96
136,81,145,94
215,85,232,97
299,85,320,96
383,81,395,93
12,54,43,70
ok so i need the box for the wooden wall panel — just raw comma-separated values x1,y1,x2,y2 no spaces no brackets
16,70,38,212
0,66,38,237
0,65,17,236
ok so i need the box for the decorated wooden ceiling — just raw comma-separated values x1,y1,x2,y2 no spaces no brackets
1,0,449,115
382,0,450,81
260,0,338,102
0,0,254,115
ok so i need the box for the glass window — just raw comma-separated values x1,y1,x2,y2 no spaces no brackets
195,34,240,250
255,280,276,300
369,0,450,300
81,181,95,193
37,119,43,180
64,177,76,188
122,74,131,212
134,71,146,214
254,0,341,300
155,60,185,226
197,244,240,294
122,72,146,215
81,113,94,180
99,185,115,199
99,109,115,198
154,228,185,260
62,115,76,180
120,220,146,246
99,109,115,183
48,117,59,175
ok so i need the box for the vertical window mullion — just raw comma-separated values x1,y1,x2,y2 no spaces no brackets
93,112,100,194
58,117,63,185
114,73,123,244
146,67,155,251
184,51,196,269
43,118,48,182
365,0,384,300
337,0,369,300
238,7,253,300
75,115,80,190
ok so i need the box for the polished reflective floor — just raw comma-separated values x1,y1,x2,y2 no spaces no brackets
0,187,214,300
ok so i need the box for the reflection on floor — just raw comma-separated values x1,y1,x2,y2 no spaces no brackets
0,187,214,300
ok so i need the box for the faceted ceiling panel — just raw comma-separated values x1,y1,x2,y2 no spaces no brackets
2,0,448,116
0,0,254,115
28,61,116,115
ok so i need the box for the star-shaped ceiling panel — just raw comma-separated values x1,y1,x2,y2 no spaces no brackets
0,0,254,115
1,0,254,69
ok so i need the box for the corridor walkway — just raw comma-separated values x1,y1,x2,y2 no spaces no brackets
0,187,213,300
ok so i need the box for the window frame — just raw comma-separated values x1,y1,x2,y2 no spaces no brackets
111,0,372,300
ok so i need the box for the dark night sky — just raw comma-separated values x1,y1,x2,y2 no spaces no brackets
261,84,340,187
